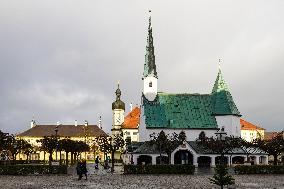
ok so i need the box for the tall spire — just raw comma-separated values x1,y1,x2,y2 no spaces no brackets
143,10,157,79
212,60,240,116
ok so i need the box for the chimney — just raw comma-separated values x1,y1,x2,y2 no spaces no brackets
130,102,133,111
98,116,102,129
84,120,88,127
75,120,78,126
30,120,36,128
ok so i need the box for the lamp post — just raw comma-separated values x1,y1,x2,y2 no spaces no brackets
13,143,17,164
215,127,227,165
84,120,88,159
55,124,59,161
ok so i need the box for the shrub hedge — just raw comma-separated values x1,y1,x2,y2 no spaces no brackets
235,165,284,174
124,164,195,174
0,165,67,175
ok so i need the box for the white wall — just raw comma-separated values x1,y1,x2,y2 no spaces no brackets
122,128,139,142
215,115,241,137
143,76,157,101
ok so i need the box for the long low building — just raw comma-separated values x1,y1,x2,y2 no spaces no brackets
123,141,268,167
17,120,107,161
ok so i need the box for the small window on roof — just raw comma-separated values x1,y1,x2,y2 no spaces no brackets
149,82,152,87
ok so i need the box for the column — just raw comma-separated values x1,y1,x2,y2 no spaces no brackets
255,156,260,165
228,155,232,166
265,156,269,165
152,155,157,165
133,155,138,165
193,155,198,167
171,154,174,164
211,156,216,167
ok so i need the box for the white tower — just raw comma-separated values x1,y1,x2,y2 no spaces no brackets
111,82,125,137
143,10,158,101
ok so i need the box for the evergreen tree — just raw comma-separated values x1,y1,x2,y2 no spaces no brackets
210,165,235,189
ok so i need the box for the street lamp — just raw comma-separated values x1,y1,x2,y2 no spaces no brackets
215,127,227,165
55,123,59,161
84,120,88,159
13,143,17,164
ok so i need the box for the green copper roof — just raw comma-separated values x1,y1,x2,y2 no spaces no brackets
143,15,157,78
211,69,240,116
142,93,218,129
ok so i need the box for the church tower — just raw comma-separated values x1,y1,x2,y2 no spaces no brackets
143,10,158,101
111,82,125,136
211,63,241,137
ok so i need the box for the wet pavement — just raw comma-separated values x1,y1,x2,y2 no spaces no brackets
0,163,284,188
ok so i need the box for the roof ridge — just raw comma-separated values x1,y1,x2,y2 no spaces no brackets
158,92,211,96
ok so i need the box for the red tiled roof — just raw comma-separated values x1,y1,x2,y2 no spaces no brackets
264,131,284,140
122,107,140,129
17,125,107,137
240,119,265,131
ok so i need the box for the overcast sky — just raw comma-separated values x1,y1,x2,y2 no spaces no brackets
0,0,283,134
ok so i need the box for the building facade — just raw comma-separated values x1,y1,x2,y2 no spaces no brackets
139,13,241,142
240,119,265,142
17,120,107,161
123,12,268,167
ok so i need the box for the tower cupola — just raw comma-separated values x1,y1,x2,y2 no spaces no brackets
112,82,125,110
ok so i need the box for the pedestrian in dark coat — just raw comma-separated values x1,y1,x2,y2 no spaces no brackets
81,159,88,180
76,160,83,180
95,156,99,169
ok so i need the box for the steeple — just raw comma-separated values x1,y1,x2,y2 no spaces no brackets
143,10,157,79
211,63,241,116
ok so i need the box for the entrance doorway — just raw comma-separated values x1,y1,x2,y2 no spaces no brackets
174,150,193,165
137,155,152,165
215,156,229,165
198,156,211,167
156,156,169,164
232,156,245,164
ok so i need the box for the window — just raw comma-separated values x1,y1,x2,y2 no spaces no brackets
149,82,152,87
133,132,138,135
125,132,130,135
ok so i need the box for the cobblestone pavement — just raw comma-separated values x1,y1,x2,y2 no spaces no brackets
1,164,284,189
0,174,284,189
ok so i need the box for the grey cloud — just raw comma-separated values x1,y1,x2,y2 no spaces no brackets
0,0,283,134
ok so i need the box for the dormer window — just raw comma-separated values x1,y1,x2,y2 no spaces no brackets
149,82,152,87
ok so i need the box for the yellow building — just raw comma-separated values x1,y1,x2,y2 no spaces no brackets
17,120,107,162
240,119,265,142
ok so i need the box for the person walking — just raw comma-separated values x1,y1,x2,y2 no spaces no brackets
95,156,99,170
76,160,83,180
81,159,88,180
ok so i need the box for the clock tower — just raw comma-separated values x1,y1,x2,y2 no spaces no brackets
111,82,125,137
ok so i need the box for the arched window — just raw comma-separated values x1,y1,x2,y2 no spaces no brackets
149,82,152,87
